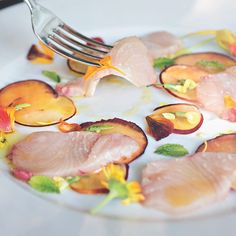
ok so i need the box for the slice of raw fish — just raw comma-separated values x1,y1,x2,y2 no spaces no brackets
141,31,183,60
56,36,157,97
142,152,236,214
9,131,138,177
9,131,101,177
78,133,139,173
197,66,236,122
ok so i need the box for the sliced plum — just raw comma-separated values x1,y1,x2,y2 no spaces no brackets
146,103,203,140
196,133,236,153
70,164,128,194
196,133,236,190
67,37,105,75
67,59,87,75
159,65,208,102
80,118,148,163
0,80,76,126
174,52,236,73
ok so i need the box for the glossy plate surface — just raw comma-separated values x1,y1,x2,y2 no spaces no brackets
1,0,236,235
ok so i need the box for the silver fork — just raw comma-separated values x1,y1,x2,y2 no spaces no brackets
24,0,113,66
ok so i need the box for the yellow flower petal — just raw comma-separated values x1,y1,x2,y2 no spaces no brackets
102,163,126,183
121,181,144,205
216,29,236,51
53,176,69,190
224,95,236,108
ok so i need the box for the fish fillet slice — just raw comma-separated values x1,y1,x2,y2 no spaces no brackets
197,66,236,121
56,36,157,97
9,131,139,177
142,152,236,214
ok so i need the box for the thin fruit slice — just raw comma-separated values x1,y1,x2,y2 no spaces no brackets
27,42,54,64
67,59,87,75
159,65,208,102
67,37,105,75
174,52,236,73
196,133,236,153
146,103,203,140
80,118,148,163
70,164,128,194
146,117,173,141
0,80,76,126
196,133,236,190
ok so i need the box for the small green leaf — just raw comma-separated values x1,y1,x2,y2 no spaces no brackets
153,57,175,69
196,60,225,71
154,143,189,157
163,83,179,91
28,176,60,193
174,112,187,117
15,103,31,111
42,70,61,83
86,125,113,133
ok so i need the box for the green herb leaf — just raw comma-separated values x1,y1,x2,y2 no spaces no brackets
154,143,189,157
174,112,187,117
196,60,225,71
86,125,113,133
163,83,179,91
15,103,31,111
153,57,175,69
66,176,80,185
28,176,60,193
42,70,61,83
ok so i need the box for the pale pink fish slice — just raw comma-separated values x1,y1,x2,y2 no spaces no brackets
78,133,139,173
56,36,157,97
141,31,183,60
197,66,236,121
142,152,236,215
9,131,101,177
10,131,139,177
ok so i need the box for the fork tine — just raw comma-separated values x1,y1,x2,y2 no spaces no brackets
49,34,103,60
54,29,108,55
60,24,113,50
46,40,100,66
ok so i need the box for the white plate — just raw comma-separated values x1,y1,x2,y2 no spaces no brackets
1,0,236,235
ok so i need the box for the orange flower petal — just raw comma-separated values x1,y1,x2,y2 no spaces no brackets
84,56,125,80
0,107,15,133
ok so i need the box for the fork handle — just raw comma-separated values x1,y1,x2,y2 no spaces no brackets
24,0,37,12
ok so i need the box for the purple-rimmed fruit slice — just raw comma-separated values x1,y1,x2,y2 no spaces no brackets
70,164,129,194
146,103,203,140
159,65,208,102
174,52,236,73
0,80,76,127
80,118,148,164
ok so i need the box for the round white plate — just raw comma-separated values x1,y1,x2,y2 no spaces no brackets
1,0,236,235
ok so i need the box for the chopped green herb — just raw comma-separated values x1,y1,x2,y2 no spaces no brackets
42,70,61,83
66,176,80,185
154,143,189,157
174,112,187,117
28,176,60,193
153,57,175,69
196,60,225,71
86,125,113,133
15,103,31,111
